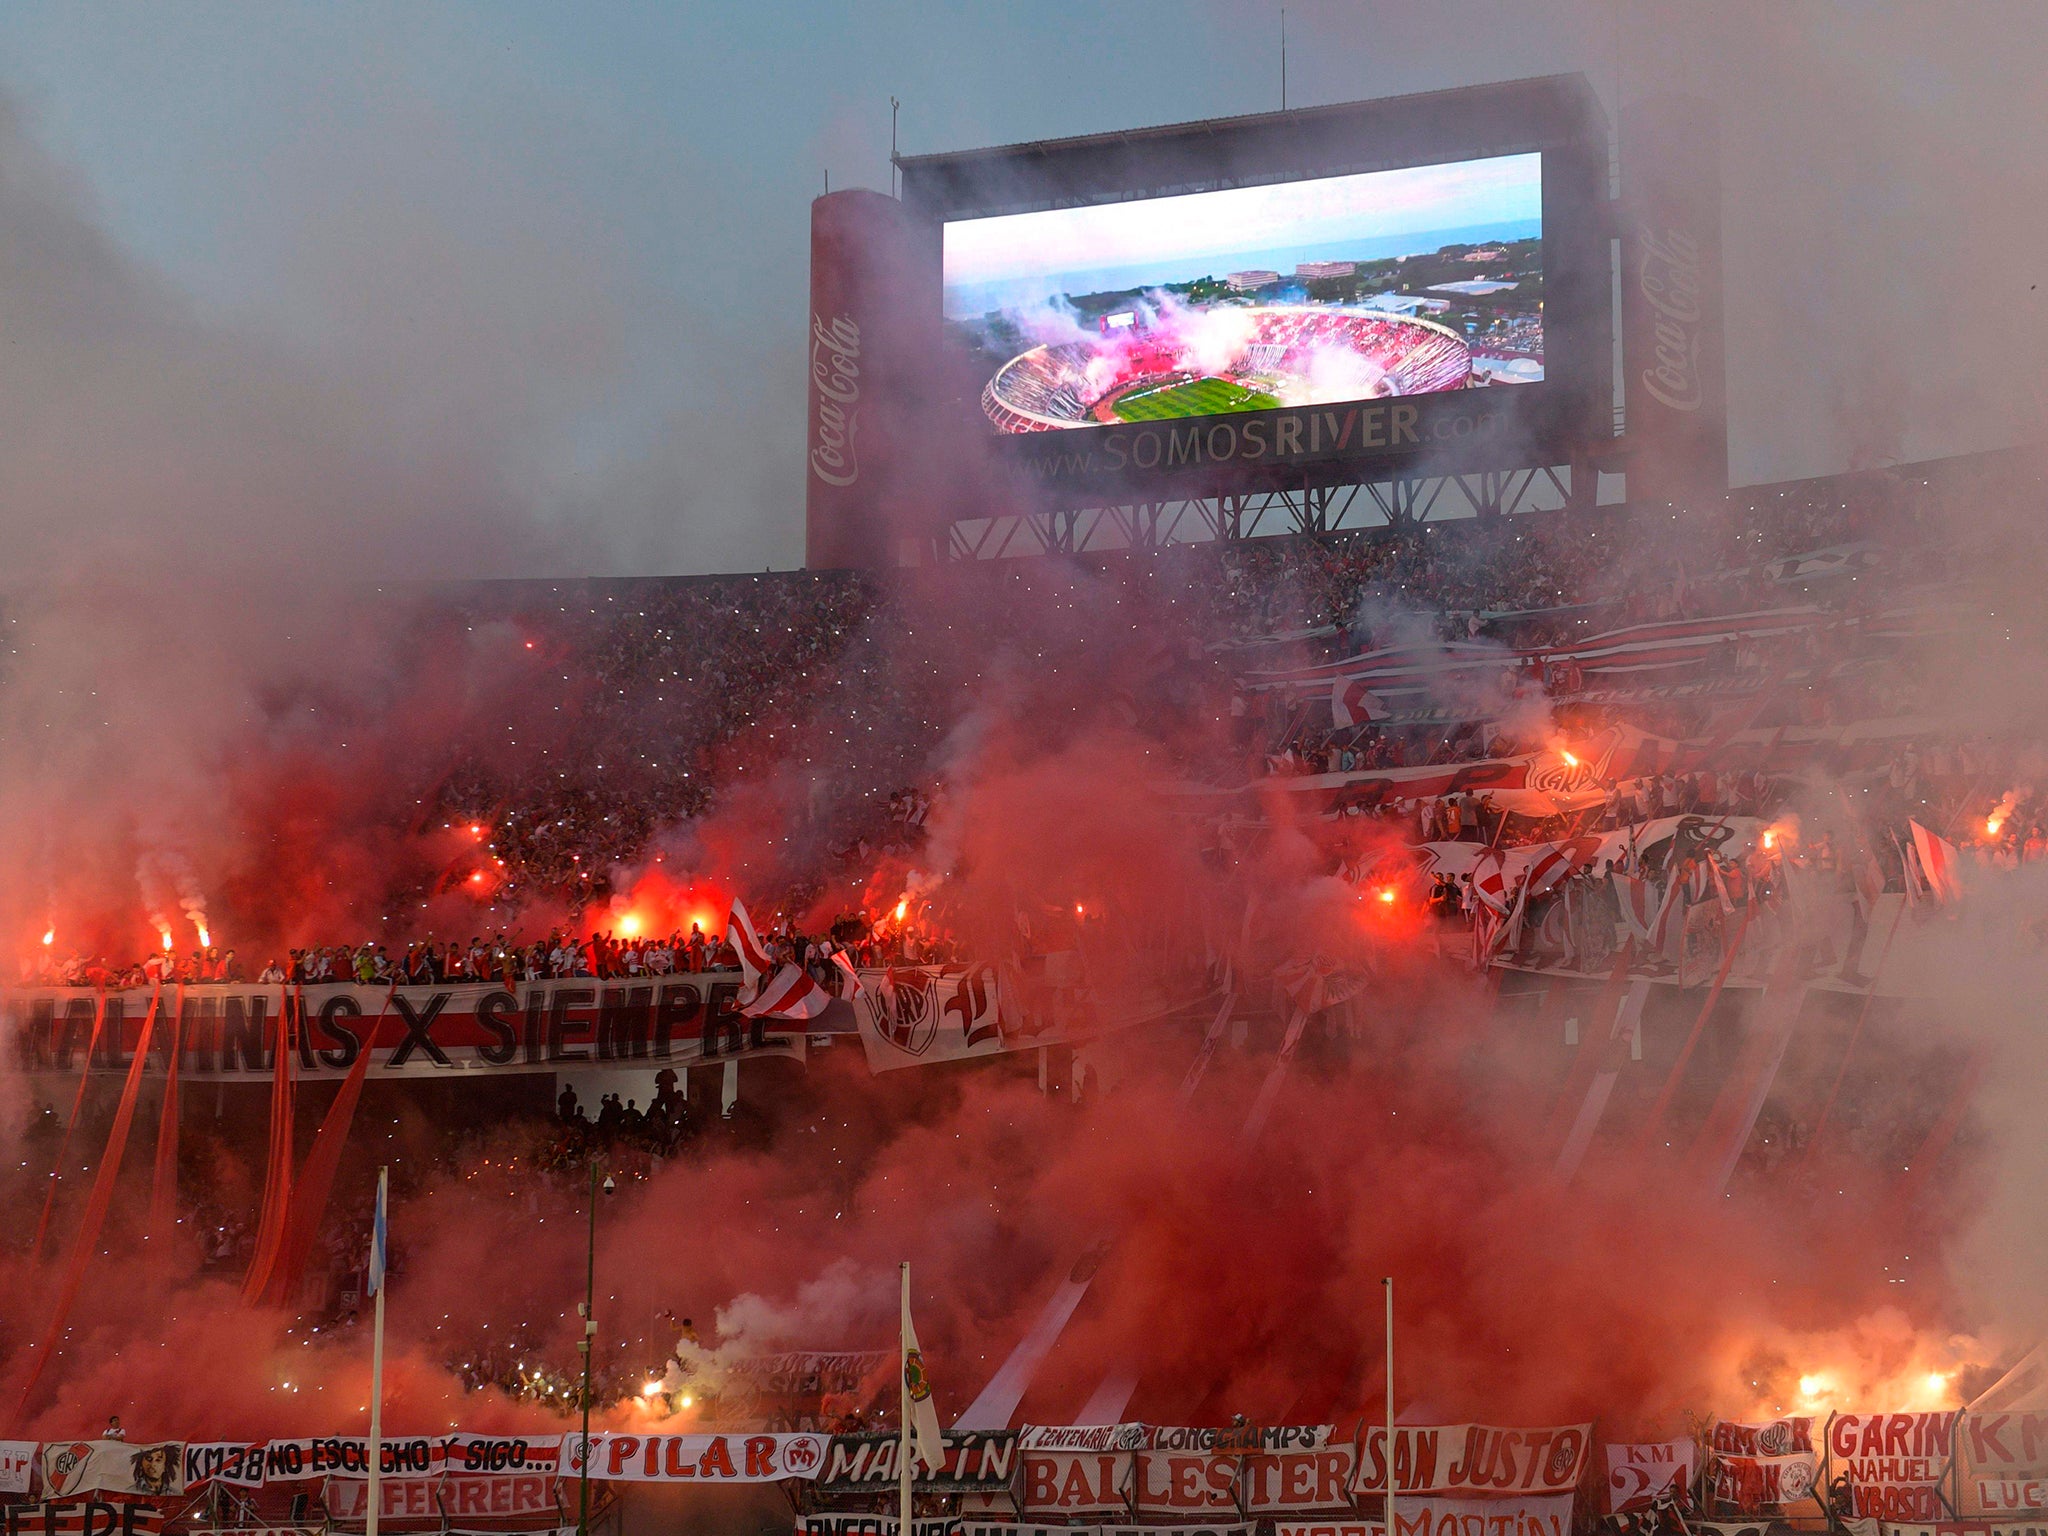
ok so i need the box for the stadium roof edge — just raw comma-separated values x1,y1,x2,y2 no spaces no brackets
891,72,1604,171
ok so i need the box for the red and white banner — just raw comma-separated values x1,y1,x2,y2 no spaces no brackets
40,1442,183,1499
1606,1440,1697,1513
1241,1445,1358,1515
1391,1495,1574,1536
1830,1413,1958,1522
1018,1452,1133,1515
1710,1419,1815,1457
1709,1454,1818,1511
322,1473,559,1522
572,1432,827,1483
1961,1411,2048,1516
853,964,1006,1072
1131,1451,1239,1516
1352,1425,1592,1496
0,1441,36,1494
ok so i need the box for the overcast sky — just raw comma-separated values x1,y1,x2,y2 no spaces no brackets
1,2,2044,578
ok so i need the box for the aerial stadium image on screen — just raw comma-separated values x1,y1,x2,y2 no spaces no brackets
944,152,1544,434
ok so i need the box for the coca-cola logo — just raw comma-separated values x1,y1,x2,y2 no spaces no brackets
809,312,861,487
1635,225,1706,412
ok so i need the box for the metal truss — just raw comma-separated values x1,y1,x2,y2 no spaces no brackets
931,462,1594,563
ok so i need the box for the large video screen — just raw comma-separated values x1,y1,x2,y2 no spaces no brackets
944,152,1543,435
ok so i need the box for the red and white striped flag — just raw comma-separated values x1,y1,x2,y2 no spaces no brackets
726,899,774,986
829,948,866,999
740,963,831,1021
1910,820,1963,903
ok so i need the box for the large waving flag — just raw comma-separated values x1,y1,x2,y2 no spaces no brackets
740,963,830,1021
726,899,774,986
1910,820,1963,903
901,1266,945,1474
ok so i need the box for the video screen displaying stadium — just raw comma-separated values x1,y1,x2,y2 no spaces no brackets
944,152,1543,434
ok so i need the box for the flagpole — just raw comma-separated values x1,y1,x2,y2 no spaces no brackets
1383,1276,1395,1536
367,1166,388,1536
899,1262,913,1536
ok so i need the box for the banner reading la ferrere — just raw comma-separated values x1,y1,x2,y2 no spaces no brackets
6,975,806,1081
1351,1426,1593,1497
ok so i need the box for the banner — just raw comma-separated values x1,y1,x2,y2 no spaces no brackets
817,1432,1018,1491
441,1435,564,1475
1018,1452,1133,1515
1831,1414,1957,1522
1711,1419,1815,1457
570,1433,827,1483
853,965,1006,1072
0,1504,162,1536
1709,1453,1818,1512
1131,1451,1240,1517
1150,1427,1331,1452
39,1442,183,1499
1352,1426,1593,1496
1960,1411,2048,1517
248,1436,445,1481
1241,1445,1358,1515
796,1519,962,1536
1386,1495,1574,1536
0,1442,35,1495
322,1474,559,1522
7,975,804,1081
1101,1526,1253,1536
1606,1441,1697,1513
1016,1426,1146,1453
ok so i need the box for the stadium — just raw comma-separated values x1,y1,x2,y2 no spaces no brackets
979,306,1479,433
5,23,2048,1536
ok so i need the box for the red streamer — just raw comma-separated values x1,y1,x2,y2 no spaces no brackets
30,986,117,1267
148,984,186,1245
259,986,392,1308
9,997,160,1430
240,987,300,1303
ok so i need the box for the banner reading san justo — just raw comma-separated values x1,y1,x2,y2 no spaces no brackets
1351,1425,1592,1496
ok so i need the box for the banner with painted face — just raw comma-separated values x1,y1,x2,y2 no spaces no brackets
1240,1444,1358,1515
1606,1441,1697,1514
1829,1413,1958,1522
571,1433,828,1483
1351,1426,1593,1496
1708,1453,1818,1512
39,1442,183,1499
